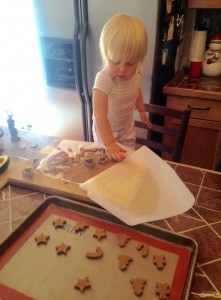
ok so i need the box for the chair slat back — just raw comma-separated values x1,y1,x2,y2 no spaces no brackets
135,104,191,162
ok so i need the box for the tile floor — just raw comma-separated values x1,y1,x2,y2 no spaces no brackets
0,162,221,299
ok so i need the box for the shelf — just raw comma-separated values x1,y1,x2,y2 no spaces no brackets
188,0,221,8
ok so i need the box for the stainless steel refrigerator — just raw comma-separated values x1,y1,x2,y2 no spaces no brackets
33,0,186,141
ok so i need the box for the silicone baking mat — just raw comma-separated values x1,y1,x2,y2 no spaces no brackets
0,196,198,300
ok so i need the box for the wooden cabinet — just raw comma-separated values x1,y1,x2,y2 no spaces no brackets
188,0,221,8
163,72,221,170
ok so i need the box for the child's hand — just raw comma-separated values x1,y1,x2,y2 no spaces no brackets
105,142,127,161
139,111,153,129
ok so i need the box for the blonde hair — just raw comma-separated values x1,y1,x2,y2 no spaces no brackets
99,14,148,67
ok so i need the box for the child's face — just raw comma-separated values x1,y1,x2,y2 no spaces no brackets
107,57,139,81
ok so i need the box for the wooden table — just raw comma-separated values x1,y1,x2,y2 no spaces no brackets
0,127,88,200
0,127,221,299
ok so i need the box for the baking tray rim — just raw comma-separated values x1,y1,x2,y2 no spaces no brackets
0,195,198,300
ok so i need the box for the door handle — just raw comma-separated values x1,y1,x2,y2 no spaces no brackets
187,105,211,111
73,0,87,141
80,0,93,141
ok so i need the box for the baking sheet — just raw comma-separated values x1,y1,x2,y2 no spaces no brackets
0,196,198,300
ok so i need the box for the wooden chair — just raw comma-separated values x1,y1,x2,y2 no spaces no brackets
135,104,191,163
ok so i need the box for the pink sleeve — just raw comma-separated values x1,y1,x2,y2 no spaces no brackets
93,69,112,95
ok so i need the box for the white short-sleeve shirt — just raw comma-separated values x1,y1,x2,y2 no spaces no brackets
93,66,142,145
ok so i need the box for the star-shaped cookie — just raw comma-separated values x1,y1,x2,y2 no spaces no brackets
93,228,107,241
53,218,67,229
74,276,91,293
34,233,50,246
74,221,89,233
55,242,71,255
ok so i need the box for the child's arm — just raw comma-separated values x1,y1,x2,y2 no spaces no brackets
93,89,127,161
135,89,152,128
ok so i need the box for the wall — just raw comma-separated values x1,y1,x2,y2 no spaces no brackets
181,9,196,67
195,8,221,43
181,8,221,68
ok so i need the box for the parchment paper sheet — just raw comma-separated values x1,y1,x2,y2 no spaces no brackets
80,146,195,226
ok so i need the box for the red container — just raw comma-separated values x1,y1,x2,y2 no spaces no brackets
189,60,202,77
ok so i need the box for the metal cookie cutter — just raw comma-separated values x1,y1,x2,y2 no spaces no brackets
32,158,40,169
84,158,94,168
98,153,109,164
22,168,33,178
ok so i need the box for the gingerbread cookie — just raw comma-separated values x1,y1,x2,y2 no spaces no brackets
117,234,131,247
52,218,66,229
118,255,133,271
34,233,50,246
93,228,107,241
130,278,147,296
156,282,170,300
74,221,89,233
153,255,166,270
74,276,91,293
55,242,71,255
137,242,149,257
86,247,103,259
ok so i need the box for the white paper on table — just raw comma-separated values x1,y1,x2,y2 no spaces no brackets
37,140,134,181
80,146,195,226
37,140,96,179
